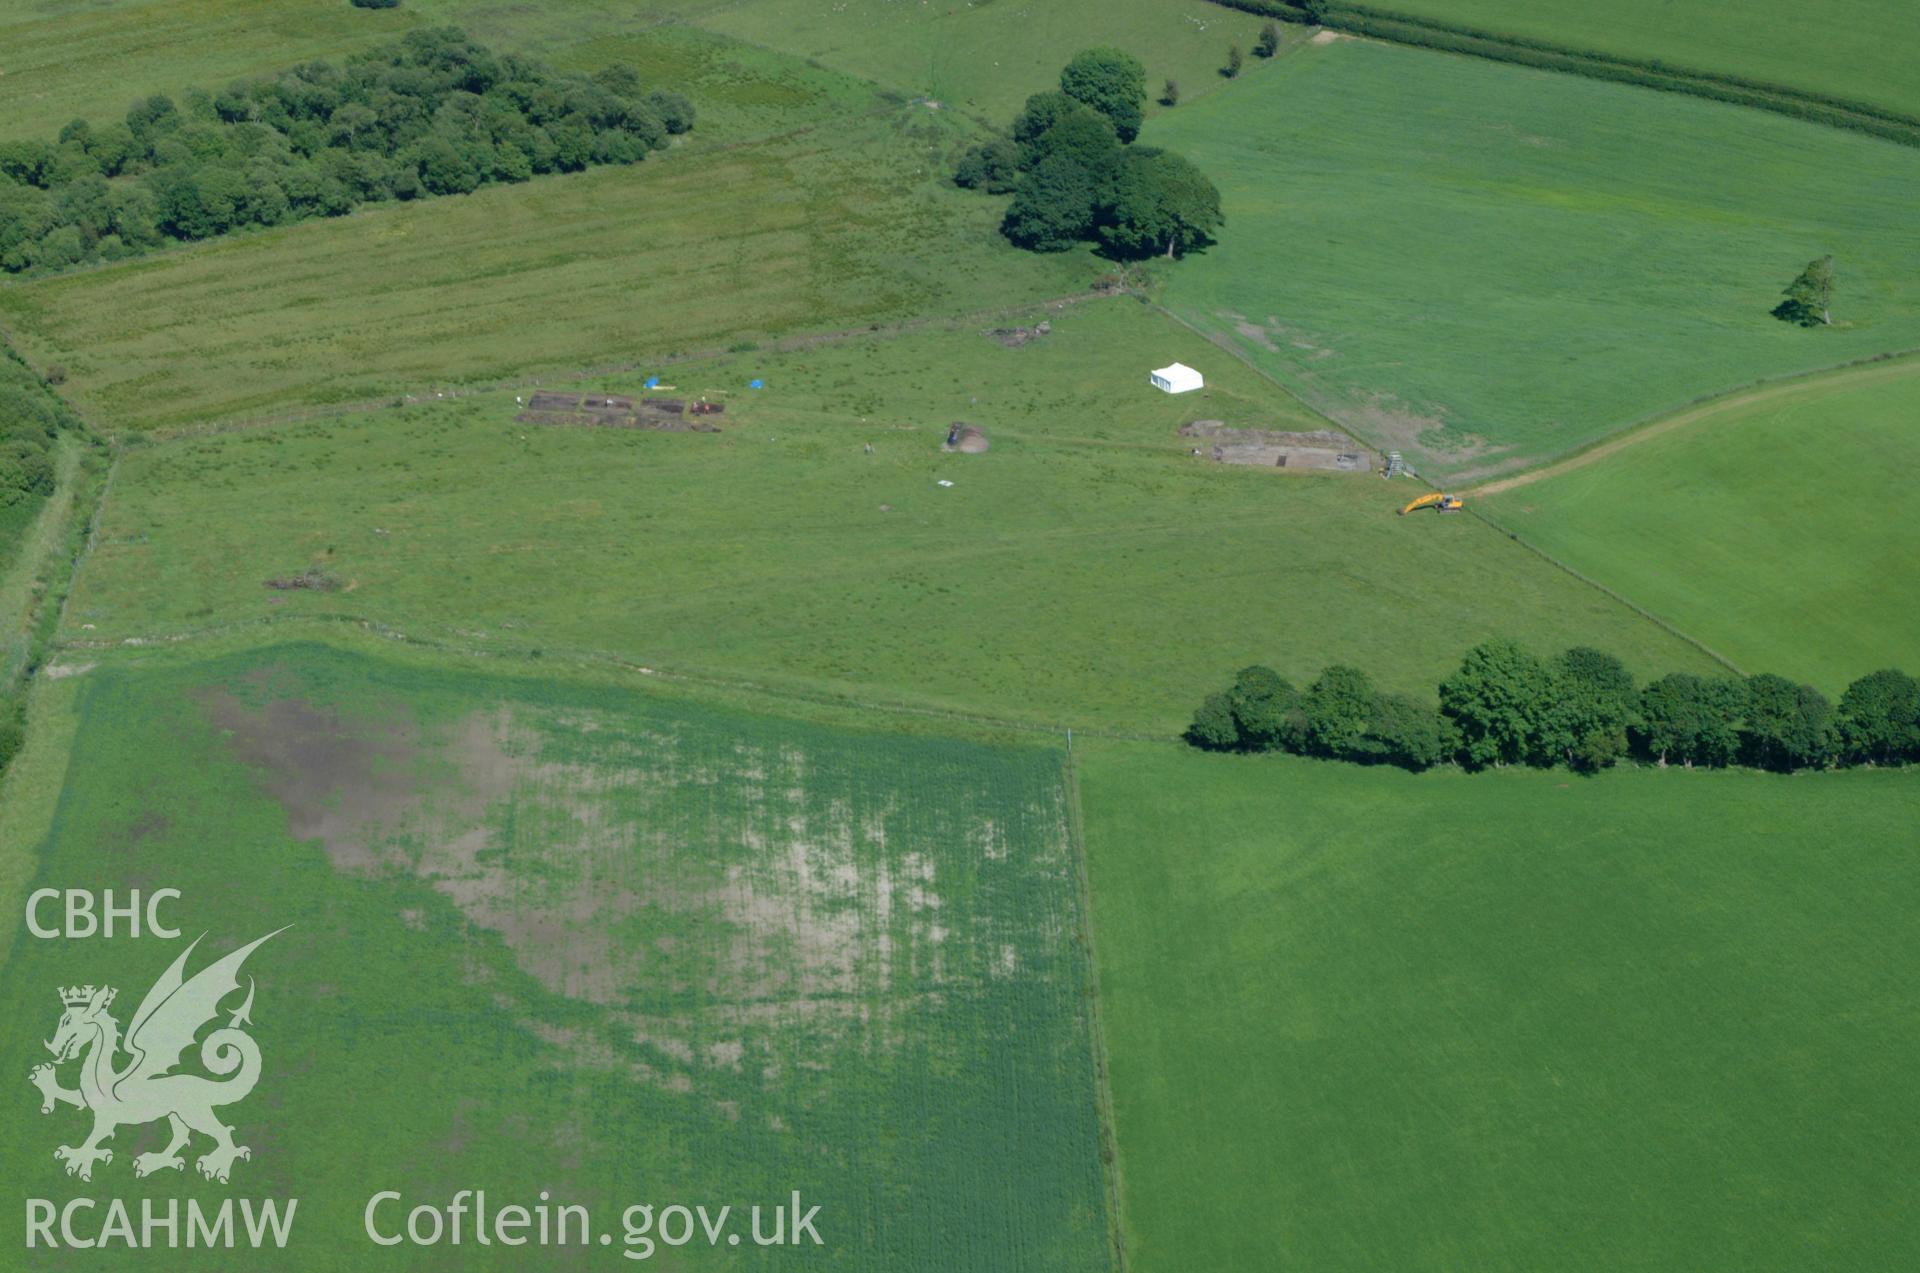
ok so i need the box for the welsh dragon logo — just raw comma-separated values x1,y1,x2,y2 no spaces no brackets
29,929,285,1184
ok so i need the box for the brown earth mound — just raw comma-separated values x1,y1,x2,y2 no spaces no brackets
943,423,990,454
987,320,1050,348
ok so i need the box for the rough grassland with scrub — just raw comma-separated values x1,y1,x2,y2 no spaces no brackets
0,104,1091,433
1478,355,1920,689
0,0,778,142
1148,38,1920,480
1079,740,1920,1272
0,643,1112,1269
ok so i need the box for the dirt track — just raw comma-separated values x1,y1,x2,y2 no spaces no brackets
1471,352,1920,497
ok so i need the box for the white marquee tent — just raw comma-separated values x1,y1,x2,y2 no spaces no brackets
1150,362,1204,394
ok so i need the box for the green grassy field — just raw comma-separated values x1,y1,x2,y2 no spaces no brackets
1148,37,1920,480
0,641,1112,1268
0,0,414,143
5,3,1917,1269
697,0,1283,123
1382,0,1920,122
1478,356,1920,689
0,104,1095,433
0,0,748,142
1080,740,1920,1271
58,300,1718,734
0,0,1262,144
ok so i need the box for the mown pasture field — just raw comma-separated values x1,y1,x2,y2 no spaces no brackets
1381,0,1920,122
1149,38,1920,480
1478,355,1920,690
0,641,1113,1269
1079,740,1920,1272
57,300,1718,734
697,0,1284,122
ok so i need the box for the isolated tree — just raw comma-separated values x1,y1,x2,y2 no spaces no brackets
1256,23,1282,57
1439,639,1553,768
1772,254,1835,326
975,56,1222,259
1059,48,1147,143
1160,79,1181,107
1835,668,1920,765
1225,45,1244,79
1740,673,1831,771
1097,147,1223,259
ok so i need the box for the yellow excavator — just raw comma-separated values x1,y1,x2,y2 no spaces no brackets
1400,492,1464,515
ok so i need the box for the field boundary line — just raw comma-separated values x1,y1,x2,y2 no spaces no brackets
1464,505,1745,675
1144,299,1365,442
1204,3,1920,146
0,439,81,686
1147,299,1745,671
1063,744,1131,1273
56,609,1182,745
1466,348,1920,496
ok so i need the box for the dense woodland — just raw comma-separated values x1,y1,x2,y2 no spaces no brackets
954,49,1223,258
0,27,694,274
1190,640,1920,774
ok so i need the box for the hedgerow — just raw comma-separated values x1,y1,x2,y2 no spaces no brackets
1189,641,1920,775
1205,0,1920,147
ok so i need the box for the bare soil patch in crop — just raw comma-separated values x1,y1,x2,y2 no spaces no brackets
201,689,420,872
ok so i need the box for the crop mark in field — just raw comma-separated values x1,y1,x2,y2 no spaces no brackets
201,690,421,872
1223,310,1330,359
201,682,1034,1106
